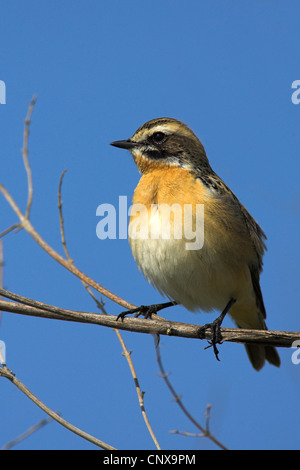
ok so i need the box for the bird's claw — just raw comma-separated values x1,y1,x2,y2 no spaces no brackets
116,305,157,321
116,301,177,322
198,320,223,361
198,298,236,362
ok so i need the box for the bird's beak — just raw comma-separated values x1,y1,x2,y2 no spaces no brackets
110,139,139,150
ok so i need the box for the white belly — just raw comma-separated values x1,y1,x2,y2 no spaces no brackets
128,205,242,313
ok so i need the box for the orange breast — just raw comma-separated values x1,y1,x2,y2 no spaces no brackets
130,167,209,244
132,166,209,207
130,165,255,266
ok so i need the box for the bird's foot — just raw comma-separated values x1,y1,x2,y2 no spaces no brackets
198,316,224,361
116,301,177,321
198,298,236,361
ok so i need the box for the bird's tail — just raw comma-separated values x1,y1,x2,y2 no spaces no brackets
235,318,281,371
243,341,281,371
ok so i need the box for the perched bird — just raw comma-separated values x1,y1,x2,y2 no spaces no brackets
110,118,280,371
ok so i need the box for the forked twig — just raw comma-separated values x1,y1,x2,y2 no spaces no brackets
57,169,161,450
155,342,228,450
170,404,212,438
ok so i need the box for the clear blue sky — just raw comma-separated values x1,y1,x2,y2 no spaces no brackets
0,1,299,450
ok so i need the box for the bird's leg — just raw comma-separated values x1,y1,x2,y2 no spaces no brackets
198,298,236,361
116,301,177,321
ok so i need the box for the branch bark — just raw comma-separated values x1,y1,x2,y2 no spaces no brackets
0,365,116,450
0,96,298,452
0,289,298,348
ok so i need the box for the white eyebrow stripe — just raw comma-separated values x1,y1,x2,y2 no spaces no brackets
133,120,196,141
148,124,174,134
147,122,194,138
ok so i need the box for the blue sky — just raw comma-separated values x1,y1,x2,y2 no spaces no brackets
0,0,299,450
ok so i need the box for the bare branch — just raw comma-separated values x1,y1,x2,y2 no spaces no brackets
0,223,21,239
0,179,134,310
0,288,299,348
155,343,228,450
118,333,161,449
0,365,116,450
0,98,134,310
57,168,71,260
1,98,296,352
57,170,161,450
22,94,37,220
170,430,205,438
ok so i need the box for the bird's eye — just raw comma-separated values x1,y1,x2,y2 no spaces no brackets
152,132,166,144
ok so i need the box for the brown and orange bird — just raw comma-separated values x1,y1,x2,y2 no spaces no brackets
111,118,280,371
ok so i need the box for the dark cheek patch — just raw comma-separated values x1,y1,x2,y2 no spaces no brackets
145,149,167,160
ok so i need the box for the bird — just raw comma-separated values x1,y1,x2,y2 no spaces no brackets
110,117,280,371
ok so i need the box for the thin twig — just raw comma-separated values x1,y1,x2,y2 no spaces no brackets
57,169,70,260
205,404,212,434
170,430,207,438
0,97,134,310
57,170,161,450
117,333,161,449
0,223,21,239
1,413,60,450
22,95,37,220
170,404,213,439
0,365,116,450
155,343,228,450
0,179,134,311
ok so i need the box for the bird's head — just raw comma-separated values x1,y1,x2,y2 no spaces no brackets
110,117,210,174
